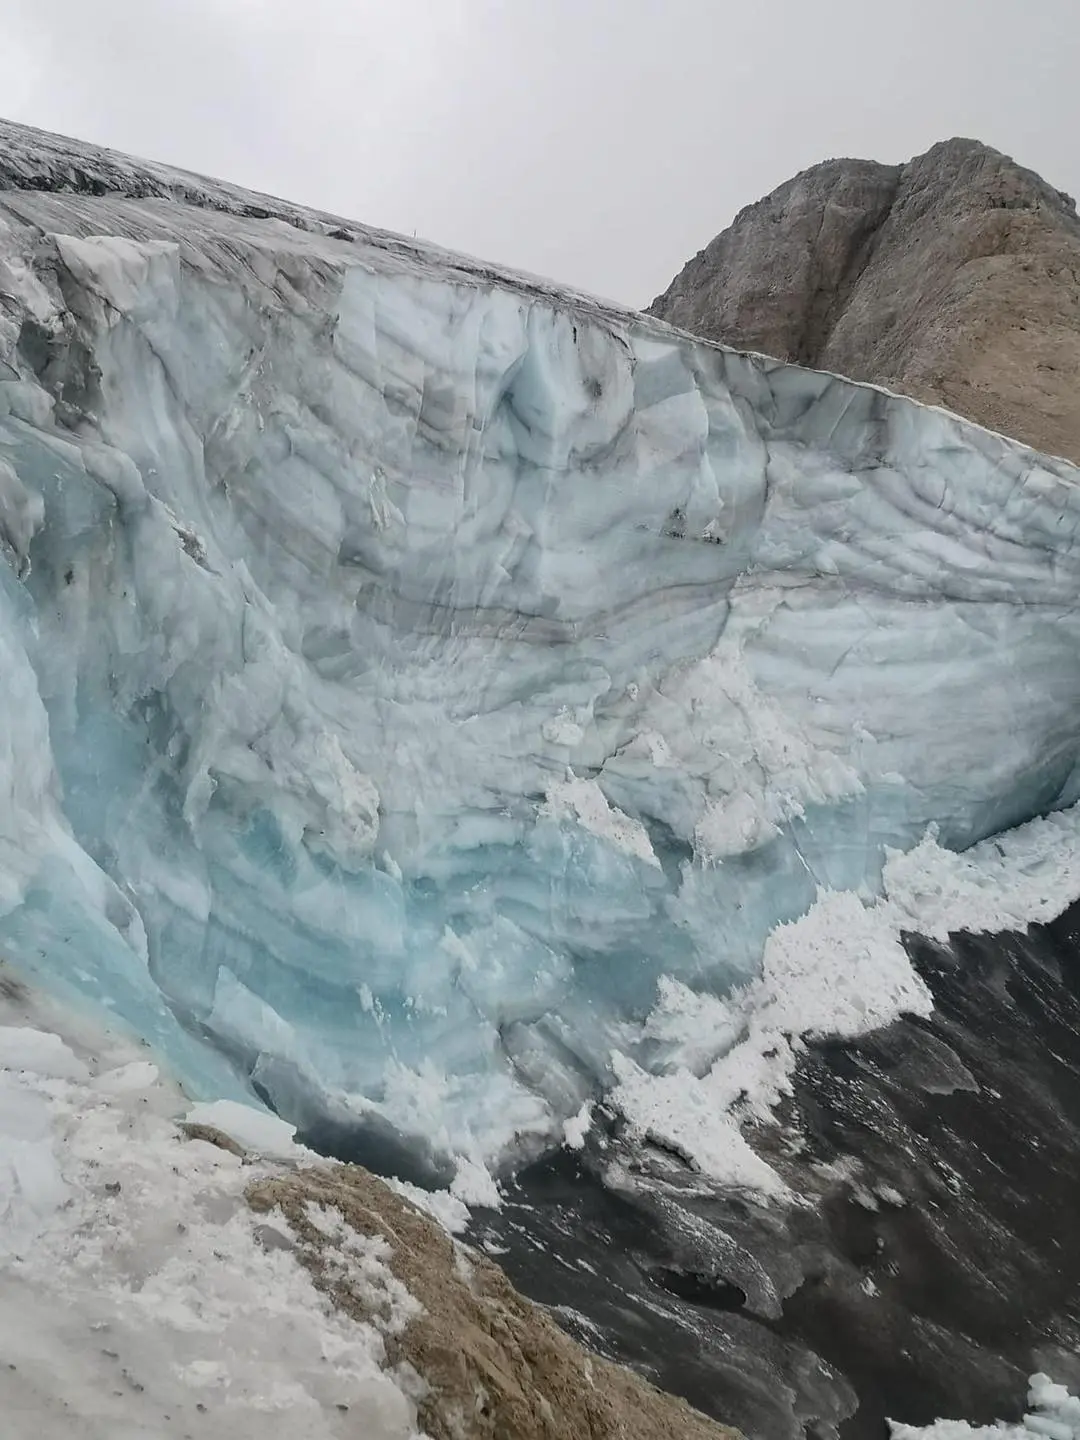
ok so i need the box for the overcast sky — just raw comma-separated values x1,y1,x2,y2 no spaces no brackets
5,0,1078,305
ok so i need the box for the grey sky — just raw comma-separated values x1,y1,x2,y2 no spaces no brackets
5,0,1078,305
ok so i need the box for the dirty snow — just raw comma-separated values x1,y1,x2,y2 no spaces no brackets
0,984,424,1440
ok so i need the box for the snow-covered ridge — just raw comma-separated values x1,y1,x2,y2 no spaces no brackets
1,118,1080,1182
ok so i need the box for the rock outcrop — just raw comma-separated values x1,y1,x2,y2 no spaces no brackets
247,1165,739,1440
649,139,1080,463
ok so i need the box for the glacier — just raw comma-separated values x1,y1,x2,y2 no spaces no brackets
2,118,1080,1180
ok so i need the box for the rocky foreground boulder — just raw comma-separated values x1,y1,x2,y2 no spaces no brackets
649,138,1080,463
246,1163,738,1440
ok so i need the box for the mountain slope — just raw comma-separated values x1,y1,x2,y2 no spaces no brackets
648,139,1080,463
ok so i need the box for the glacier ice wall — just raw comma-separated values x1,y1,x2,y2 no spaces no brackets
2,119,1080,1172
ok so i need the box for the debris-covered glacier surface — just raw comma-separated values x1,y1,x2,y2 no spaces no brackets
2,118,1080,1178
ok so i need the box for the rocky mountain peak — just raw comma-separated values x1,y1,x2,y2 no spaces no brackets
649,139,1080,462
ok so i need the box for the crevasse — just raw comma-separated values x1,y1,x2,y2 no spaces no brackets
2,120,1080,1177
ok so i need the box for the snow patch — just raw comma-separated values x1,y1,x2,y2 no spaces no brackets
563,1100,593,1151
303,1202,421,1336
0,991,422,1438
889,1373,1080,1440
543,774,660,868
0,1025,90,1081
184,1099,309,1161
451,1155,502,1209
613,804,1080,1193
384,1177,471,1235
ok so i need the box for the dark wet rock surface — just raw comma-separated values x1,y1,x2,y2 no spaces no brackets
468,903,1080,1439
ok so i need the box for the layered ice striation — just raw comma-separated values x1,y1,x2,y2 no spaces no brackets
2,119,1080,1176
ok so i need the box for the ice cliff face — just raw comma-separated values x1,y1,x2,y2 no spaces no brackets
1,119,1080,1179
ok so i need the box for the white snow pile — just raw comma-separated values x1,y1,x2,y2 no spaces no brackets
0,983,425,1440
889,1373,1080,1440
609,804,1080,1192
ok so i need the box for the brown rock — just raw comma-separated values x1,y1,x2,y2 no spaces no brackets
649,138,1080,463
177,1121,247,1156
247,1166,738,1440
